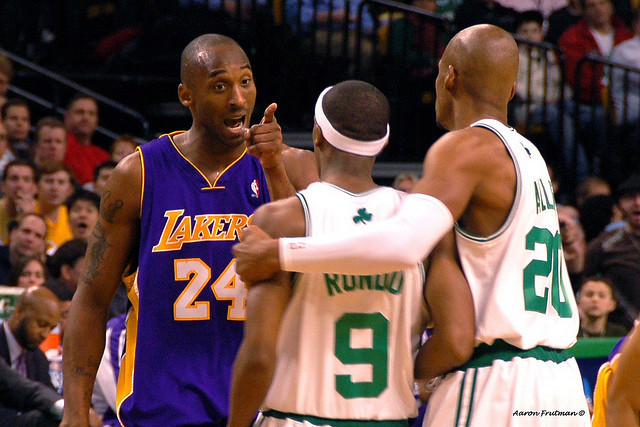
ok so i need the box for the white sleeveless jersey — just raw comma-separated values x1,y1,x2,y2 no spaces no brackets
455,119,579,350
263,182,428,420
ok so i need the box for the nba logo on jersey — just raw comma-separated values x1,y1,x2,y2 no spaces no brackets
251,179,260,198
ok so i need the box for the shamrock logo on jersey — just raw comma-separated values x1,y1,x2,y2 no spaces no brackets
353,208,372,224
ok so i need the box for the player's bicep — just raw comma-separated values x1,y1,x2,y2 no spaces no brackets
80,153,142,307
243,272,292,348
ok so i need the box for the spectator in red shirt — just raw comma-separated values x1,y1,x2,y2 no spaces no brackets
558,0,633,176
559,0,633,105
62,95,109,185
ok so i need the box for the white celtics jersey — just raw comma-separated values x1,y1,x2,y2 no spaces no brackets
455,119,579,350
263,182,428,420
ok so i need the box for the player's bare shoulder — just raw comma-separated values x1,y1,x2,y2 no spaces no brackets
101,150,143,222
251,196,306,239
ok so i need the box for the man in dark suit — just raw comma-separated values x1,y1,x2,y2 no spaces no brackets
0,356,62,426
1,285,60,424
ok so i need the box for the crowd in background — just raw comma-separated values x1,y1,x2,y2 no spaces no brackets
0,0,639,424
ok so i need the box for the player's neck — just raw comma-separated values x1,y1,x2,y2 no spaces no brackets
175,130,246,178
321,170,377,193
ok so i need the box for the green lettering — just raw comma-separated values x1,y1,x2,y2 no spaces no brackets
344,275,356,291
359,275,373,290
388,272,403,295
325,274,342,296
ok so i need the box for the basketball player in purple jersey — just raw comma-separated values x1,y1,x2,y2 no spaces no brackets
61,34,316,426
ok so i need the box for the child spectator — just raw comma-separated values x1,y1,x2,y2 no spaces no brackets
578,276,629,337
67,189,100,241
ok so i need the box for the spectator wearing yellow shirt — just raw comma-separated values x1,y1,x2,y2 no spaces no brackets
34,162,75,255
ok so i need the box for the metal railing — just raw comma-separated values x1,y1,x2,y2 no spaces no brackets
0,47,150,144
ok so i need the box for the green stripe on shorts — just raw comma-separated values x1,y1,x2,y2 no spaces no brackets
261,410,409,426
457,339,572,370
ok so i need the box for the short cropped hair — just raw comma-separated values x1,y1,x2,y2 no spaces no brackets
34,116,65,141
1,98,29,120
322,80,390,142
67,188,100,211
93,160,118,182
2,159,37,182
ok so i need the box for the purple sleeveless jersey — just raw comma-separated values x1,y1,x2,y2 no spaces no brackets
117,133,270,426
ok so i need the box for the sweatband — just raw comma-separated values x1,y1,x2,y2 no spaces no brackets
279,193,454,274
315,86,389,156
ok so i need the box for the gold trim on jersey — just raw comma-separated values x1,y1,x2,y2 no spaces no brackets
136,146,145,219
166,131,247,191
116,271,140,426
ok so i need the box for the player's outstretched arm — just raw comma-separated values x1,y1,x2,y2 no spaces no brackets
606,325,640,427
61,153,142,427
234,130,487,283
414,232,474,396
229,197,306,426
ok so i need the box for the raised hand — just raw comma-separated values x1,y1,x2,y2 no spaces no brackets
245,103,283,169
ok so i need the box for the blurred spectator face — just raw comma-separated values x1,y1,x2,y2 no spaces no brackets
4,104,30,140
0,71,9,98
94,165,115,197
69,199,99,240
1,164,37,204
583,0,613,28
516,21,544,43
618,190,640,230
9,215,46,260
64,98,98,140
0,122,8,154
111,139,137,163
578,279,616,318
61,256,85,291
59,300,71,339
17,259,46,288
35,125,67,163
413,0,437,13
38,170,74,207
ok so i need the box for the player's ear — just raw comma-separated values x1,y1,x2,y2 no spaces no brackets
509,82,517,101
444,65,457,91
312,121,323,149
178,83,192,107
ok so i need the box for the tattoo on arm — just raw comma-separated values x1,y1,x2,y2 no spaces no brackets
101,191,124,223
82,222,112,287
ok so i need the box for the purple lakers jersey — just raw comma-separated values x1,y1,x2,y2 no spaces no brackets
117,133,270,426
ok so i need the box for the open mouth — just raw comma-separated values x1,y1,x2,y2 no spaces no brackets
76,221,89,233
224,116,245,130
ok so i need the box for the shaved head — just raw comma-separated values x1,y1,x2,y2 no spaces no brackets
444,24,518,105
9,285,61,350
15,285,60,311
435,24,519,129
180,34,247,88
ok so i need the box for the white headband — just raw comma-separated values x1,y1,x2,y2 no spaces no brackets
314,86,389,156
